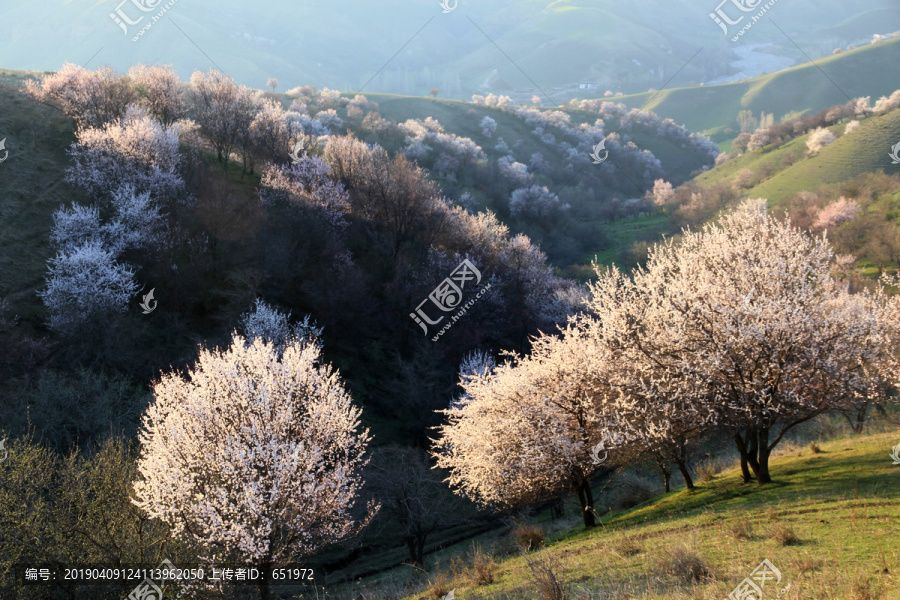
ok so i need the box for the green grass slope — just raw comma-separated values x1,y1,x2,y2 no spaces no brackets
605,37,900,138
747,112,900,203
0,69,92,324
339,431,900,600
695,109,900,205
366,93,712,187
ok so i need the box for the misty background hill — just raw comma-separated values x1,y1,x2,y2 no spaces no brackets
1,0,897,102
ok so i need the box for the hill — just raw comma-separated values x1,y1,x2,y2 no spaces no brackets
599,37,900,140
329,430,900,600
0,0,895,100
693,109,900,205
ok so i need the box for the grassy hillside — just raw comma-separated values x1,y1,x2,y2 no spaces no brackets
693,109,900,205
0,69,91,324
603,37,900,139
746,112,900,203
356,93,708,189
327,430,900,600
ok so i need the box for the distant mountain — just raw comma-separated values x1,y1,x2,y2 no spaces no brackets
0,0,896,101
598,37,900,141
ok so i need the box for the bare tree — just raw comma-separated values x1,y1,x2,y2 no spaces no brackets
366,446,472,566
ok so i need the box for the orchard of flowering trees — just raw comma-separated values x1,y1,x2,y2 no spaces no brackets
435,199,899,525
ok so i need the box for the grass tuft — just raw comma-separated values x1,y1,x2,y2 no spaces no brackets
512,522,546,552
770,522,800,546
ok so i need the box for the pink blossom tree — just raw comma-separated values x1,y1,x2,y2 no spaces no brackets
127,64,184,125
24,63,134,129
812,197,860,231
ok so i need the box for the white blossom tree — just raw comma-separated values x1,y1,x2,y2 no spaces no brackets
747,128,772,151
249,98,292,166
480,116,497,137
133,334,374,600
647,179,674,207
259,158,350,228
49,204,103,251
434,326,616,528
607,199,895,484
66,105,184,201
509,185,567,220
189,70,260,168
127,64,184,125
50,184,161,257
238,298,323,352
806,127,837,153
39,241,140,335
873,89,900,115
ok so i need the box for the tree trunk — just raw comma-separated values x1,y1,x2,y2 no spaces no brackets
675,458,694,490
746,428,761,475
733,432,753,483
747,427,773,484
406,536,420,566
853,403,867,434
416,535,426,567
674,441,694,490
655,457,672,492
257,560,272,600
574,477,597,528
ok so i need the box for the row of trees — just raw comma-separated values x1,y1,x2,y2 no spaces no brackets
434,200,899,527
26,63,345,176
725,90,900,155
